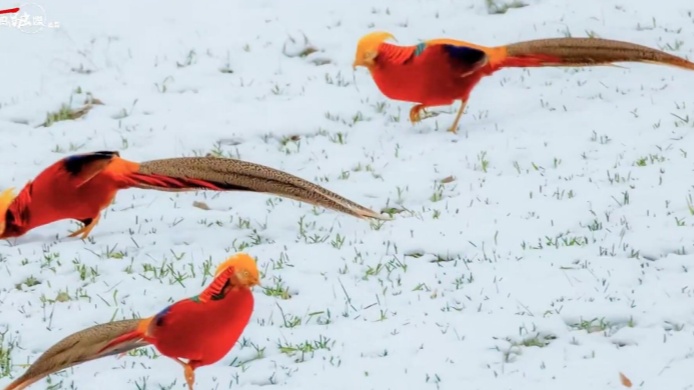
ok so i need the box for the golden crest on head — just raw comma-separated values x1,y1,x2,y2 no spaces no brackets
0,187,16,235
215,253,260,287
353,31,397,69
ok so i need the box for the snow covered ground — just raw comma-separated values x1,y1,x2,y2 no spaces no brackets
1,0,694,388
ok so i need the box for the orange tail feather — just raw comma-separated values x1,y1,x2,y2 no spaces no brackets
97,329,146,355
121,171,233,192
495,53,563,68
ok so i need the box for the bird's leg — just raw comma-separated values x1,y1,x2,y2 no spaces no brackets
68,214,101,239
183,364,195,390
173,358,196,390
448,100,468,134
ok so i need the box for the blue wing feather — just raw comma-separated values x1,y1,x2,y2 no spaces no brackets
410,42,487,72
153,304,173,327
440,44,487,66
62,151,119,176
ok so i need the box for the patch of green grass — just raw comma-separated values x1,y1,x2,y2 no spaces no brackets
569,317,611,333
485,0,527,14
0,329,18,378
277,335,334,363
517,333,556,348
15,275,40,290
42,103,92,127
263,276,292,300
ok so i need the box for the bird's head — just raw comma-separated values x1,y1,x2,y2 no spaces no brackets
215,253,261,288
0,187,16,237
353,31,397,70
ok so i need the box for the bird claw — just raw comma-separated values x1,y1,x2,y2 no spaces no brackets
409,106,423,124
67,228,90,239
409,105,434,124
68,215,100,239
411,101,467,134
410,105,443,125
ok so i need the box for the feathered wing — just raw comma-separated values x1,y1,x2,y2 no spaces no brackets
119,156,390,220
54,151,122,188
422,38,501,67
378,41,489,75
427,44,489,76
3,319,148,390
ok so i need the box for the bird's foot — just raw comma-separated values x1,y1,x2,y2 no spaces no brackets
409,104,426,124
68,215,100,239
410,105,441,125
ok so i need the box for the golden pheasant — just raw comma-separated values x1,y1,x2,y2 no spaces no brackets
2,253,261,390
0,151,389,239
353,31,694,133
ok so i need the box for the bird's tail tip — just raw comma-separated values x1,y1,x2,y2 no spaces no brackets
358,208,393,221
2,373,42,390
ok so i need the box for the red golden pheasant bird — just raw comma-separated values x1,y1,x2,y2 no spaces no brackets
0,151,389,239
352,31,694,134
2,252,260,390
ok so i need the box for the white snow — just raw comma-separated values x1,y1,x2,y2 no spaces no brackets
1,0,694,389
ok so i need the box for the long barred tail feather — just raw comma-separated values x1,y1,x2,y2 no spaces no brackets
125,156,390,221
3,319,146,390
501,37,694,70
